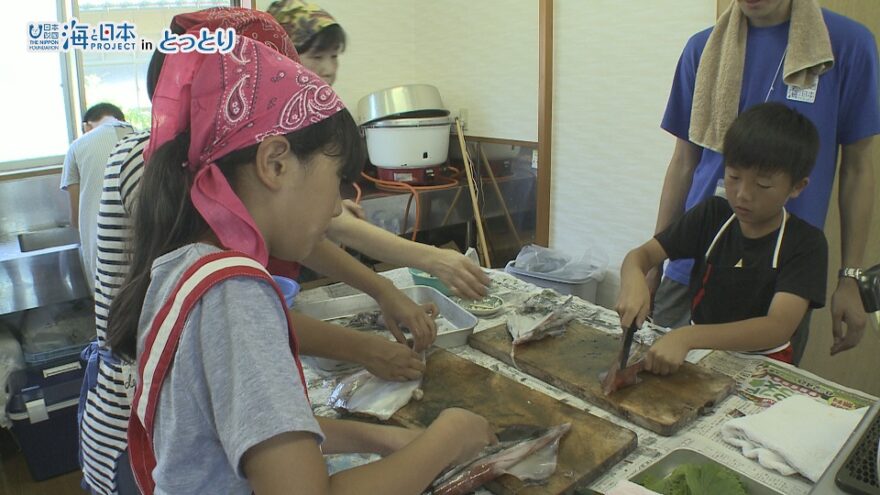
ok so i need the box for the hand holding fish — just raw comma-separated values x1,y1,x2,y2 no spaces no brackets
361,336,425,381
375,288,438,352
435,408,499,465
644,329,691,375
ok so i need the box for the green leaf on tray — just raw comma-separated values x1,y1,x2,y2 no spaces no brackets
642,463,747,495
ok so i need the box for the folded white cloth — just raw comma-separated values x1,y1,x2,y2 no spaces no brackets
721,395,868,481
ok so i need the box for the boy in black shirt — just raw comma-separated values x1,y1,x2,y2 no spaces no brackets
617,103,827,374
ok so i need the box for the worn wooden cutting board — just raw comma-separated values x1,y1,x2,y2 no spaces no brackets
468,322,736,436
391,349,637,495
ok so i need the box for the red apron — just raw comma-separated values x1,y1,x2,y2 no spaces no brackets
127,251,308,495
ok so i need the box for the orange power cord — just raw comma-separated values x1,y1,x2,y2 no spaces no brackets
359,169,459,241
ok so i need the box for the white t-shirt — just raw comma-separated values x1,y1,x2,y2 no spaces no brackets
60,118,134,292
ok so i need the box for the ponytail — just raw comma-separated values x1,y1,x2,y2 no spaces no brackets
107,132,207,360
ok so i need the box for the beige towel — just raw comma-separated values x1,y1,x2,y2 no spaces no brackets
689,0,834,152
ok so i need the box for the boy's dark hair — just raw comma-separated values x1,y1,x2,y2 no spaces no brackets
723,102,819,183
83,103,124,123
296,24,346,54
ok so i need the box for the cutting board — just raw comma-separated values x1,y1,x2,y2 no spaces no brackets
468,322,736,436
390,349,637,495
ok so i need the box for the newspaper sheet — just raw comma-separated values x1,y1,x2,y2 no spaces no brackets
297,268,876,495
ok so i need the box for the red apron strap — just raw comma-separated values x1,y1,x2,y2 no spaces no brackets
128,251,306,495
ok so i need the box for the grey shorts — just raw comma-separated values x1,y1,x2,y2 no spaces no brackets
652,277,692,329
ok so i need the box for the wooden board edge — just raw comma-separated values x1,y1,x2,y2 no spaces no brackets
468,333,739,437
483,419,639,495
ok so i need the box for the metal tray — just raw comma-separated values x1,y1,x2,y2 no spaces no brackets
296,286,477,372
630,449,783,495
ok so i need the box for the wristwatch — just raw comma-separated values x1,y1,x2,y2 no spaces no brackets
839,267,862,280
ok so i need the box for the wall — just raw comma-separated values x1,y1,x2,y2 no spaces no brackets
549,0,716,307
254,0,539,142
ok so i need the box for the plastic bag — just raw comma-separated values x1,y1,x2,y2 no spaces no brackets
0,325,25,428
21,299,95,355
513,244,607,281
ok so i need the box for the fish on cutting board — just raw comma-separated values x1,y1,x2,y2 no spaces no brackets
328,368,424,420
430,423,571,495
600,322,645,396
506,292,575,345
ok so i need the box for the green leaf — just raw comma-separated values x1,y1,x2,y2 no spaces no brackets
640,463,748,495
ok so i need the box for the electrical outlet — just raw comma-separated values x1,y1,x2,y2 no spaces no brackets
457,108,469,131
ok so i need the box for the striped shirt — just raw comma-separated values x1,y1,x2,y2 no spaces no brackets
60,119,134,293
80,131,149,495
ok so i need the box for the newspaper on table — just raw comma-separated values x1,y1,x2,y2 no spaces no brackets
297,268,876,495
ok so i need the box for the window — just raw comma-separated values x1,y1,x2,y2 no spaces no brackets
1,0,232,172
0,0,73,169
77,0,229,130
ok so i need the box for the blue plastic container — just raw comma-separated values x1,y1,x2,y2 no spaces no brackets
6,359,84,481
272,276,300,308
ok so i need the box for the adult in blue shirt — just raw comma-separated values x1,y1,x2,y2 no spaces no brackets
650,0,879,364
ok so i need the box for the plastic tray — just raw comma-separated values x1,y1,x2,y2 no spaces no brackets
630,448,783,494
296,286,477,372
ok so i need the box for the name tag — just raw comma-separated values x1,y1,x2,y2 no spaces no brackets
787,80,818,103
714,178,727,199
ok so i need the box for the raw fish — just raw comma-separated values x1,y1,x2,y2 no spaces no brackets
431,423,571,495
600,360,645,396
327,368,422,420
506,294,574,346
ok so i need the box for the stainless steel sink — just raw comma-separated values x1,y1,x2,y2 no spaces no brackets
0,227,88,315
17,226,79,252
0,247,89,315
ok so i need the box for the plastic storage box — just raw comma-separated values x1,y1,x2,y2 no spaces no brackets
6,359,85,481
504,260,601,304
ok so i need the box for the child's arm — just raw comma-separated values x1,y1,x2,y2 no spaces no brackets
327,214,491,300
616,239,670,329
301,239,438,352
645,292,810,375
290,312,425,381
242,409,496,495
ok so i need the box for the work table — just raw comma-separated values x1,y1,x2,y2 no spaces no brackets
296,268,876,494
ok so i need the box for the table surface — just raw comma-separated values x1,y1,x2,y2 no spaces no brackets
297,267,877,495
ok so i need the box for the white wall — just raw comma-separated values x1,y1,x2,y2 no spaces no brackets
550,0,716,307
255,0,539,141
255,0,714,309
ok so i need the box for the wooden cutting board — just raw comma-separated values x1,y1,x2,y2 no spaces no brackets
391,349,637,495
468,322,736,436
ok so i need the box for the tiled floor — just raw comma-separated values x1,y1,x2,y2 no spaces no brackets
0,429,84,495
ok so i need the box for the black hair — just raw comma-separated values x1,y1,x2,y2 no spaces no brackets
83,103,124,123
723,102,819,184
146,22,186,101
107,109,364,360
296,23,346,54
